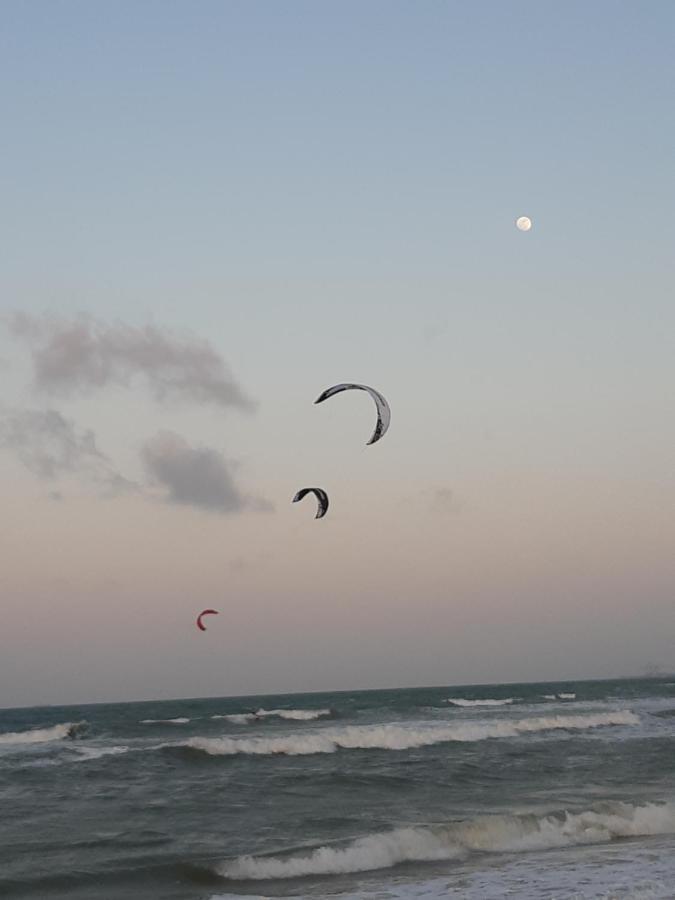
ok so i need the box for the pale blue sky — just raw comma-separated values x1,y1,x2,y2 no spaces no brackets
1,2,674,705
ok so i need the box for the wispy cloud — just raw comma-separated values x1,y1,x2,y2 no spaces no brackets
142,430,273,514
7,312,254,411
0,408,135,493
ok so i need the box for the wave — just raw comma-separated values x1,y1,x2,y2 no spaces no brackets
216,800,675,880
182,711,638,757
254,708,331,721
71,745,131,762
541,693,576,701
140,718,191,725
445,698,514,707
210,709,331,724
211,714,258,724
0,721,86,745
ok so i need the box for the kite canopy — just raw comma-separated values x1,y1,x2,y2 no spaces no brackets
292,487,329,519
196,609,219,631
314,383,390,445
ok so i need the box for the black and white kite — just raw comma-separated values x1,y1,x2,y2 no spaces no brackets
314,383,390,445
292,487,329,519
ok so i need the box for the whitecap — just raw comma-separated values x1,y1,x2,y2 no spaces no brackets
71,745,131,762
445,698,514,707
0,722,84,745
216,800,675,880
254,708,331,721
211,714,258,724
182,710,639,758
140,718,190,725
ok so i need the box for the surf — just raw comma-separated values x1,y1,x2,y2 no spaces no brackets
216,800,675,880
180,710,639,757
0,721,87,745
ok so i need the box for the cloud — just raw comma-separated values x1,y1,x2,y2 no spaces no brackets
428,487,463,515
7,312,254,411
0,408,135,494
142,430,272,514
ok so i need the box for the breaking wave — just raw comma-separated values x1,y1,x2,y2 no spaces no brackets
140,718,191,724
71,745,131,762
254,708,331,721
210,709,331,724
0,721,86,745
445,698,514,707
216,800,675,880
183,711,639,757
541,693,576,701
211,714,258,724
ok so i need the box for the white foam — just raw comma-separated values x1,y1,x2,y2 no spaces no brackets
254,708,331,721
212,714,258,724
445,698,514,707
209,710,330,724
558,692,576,700
184,710,639,757
219,827,461,879
0,722,81,745
216,801,675,881
71,745,130,762
542,694,557,700
140,717,190,724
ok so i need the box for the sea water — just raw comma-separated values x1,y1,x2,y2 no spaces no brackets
1,678,674,899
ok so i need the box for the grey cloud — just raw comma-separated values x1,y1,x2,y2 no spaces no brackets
0,408,103,478
428,487,463,515
7,312,254,411
0,408,135,494
142,430,272,514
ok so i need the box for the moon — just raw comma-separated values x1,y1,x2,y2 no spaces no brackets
516,216,532,232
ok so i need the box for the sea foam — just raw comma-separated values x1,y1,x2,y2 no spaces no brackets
217,801,675,880
211,714,258,724
71,745,131,762
210,709,331,724
0,722,84,745
183,710,638,757
140,717,191,724
445,698,514,707
254,708,331,721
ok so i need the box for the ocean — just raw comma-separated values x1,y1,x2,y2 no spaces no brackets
1,678,675,899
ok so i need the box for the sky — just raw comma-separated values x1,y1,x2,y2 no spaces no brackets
1,1,674,707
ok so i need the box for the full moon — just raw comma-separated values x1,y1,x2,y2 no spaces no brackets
516,216,532,231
